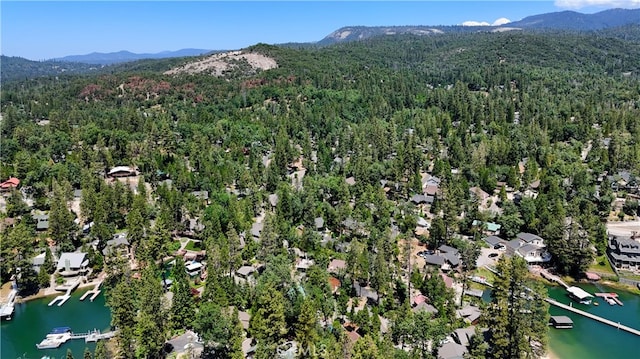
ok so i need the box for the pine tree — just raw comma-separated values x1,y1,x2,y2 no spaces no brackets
250,283,287,346
295,299,319,350
66,348,75,359
94,340,108,359
170,257,195,330
83,347,93,359
487,256,547,359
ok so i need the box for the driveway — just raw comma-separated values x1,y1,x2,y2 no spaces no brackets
477,247,503,268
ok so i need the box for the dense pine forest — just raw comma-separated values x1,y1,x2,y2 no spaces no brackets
1,28,639,359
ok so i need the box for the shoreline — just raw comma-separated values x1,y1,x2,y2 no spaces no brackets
14,280,101,304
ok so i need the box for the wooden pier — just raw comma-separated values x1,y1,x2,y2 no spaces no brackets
594,292,624,306
540,269,569,289
545,298,640,336
48,279,80,307
80,280,102,302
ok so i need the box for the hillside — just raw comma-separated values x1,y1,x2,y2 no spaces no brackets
318,7,640,45
0,56,100,83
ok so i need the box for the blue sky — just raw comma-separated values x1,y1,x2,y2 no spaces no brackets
2,1,638,60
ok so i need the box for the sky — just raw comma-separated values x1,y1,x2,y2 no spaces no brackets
2,1,640,60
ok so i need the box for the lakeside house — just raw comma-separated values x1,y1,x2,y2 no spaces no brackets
607,236,640,271
56,252,89,277
506,232,551,265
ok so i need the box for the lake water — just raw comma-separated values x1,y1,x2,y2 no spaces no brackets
1,289,112,359
547,283,640,359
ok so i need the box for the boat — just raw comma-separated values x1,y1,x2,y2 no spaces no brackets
36,327,72,349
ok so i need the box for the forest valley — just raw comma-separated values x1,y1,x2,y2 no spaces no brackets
1,29,640,359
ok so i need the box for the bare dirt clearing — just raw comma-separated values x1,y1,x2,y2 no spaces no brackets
164,51,277,76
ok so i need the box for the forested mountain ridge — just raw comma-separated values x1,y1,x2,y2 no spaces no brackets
508,7,640,30
0,55,101,83
319,7,640,45
1,28,639,359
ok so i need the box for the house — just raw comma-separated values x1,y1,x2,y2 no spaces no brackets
410,194,430,205
32,252,46,273
472,220,501,235
236,310,250,330
412,302,439,315
185,261,203,277
483,235,506,248
56,252,89,276
314,217,325,230
608,236,640,271
236,265,256,279
251,222,263,239
453,326,477,346
345,177,356,186
327,259,347,274
423,254,446,269
438,244,459,256
440,273,454,288
0,177,20,192
506,233,551,264
102,233,130,257
33,213,49,231
328,276,341,294
456,305,482,324
438,341,467,359
295,258,314,272
517,232,544,246
353,282,379,304
469,187,490,201
107,166,137,178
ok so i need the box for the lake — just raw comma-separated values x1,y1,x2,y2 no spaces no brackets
1,289,112,359
547,283,640,358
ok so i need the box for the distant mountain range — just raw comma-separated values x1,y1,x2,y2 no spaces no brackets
2,7,640,83
319,7,640,45
52,48,212,65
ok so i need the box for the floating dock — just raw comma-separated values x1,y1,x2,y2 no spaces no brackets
37,328,117,349
595,292,624,306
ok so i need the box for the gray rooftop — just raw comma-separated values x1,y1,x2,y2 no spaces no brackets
438,245,459,255
483,236,504,246
423,254,446,266
56,252,87,270
517,232,542,243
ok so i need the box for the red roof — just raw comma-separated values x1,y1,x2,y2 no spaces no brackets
328,276,341,292
585,272,601,281
412,294,428,306
347,330,361,343
440,273,454,288
0,177,20,189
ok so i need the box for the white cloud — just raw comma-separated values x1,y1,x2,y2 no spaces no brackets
462,21,491,26
555,0,640,9
462,18,511,27
492,18,512,26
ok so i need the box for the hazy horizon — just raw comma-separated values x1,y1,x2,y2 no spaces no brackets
2,1,639,61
